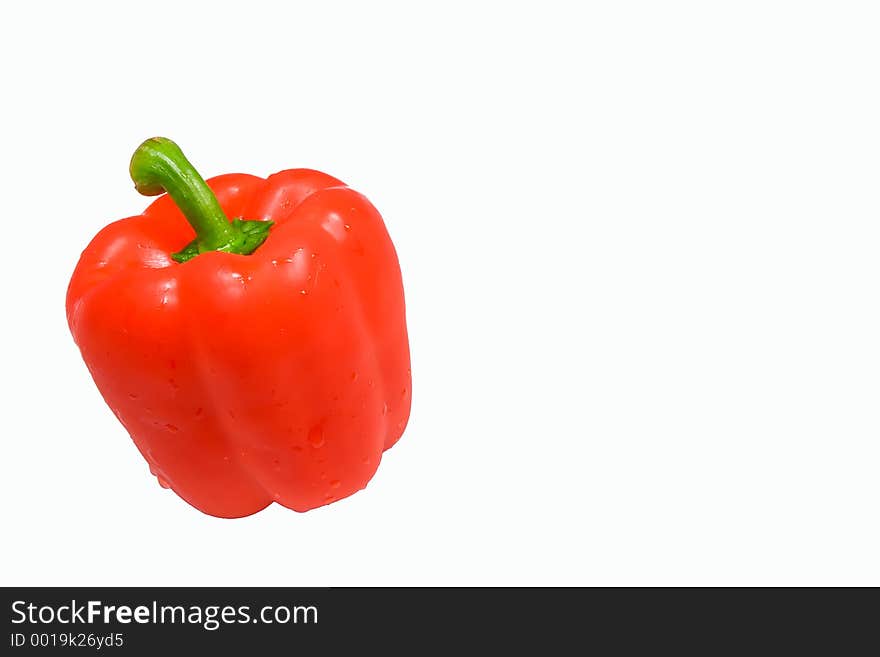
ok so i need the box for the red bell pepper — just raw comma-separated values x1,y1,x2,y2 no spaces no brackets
66,138,412,517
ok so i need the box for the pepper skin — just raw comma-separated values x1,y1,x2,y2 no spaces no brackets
66,138,411,517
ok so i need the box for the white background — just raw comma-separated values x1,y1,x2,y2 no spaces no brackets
1,1,879,586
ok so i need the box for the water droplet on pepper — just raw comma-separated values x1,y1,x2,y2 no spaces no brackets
307,425,325,448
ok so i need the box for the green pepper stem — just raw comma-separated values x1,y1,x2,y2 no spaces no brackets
130,137,272,263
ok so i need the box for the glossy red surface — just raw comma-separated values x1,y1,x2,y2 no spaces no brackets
67,170,411,517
